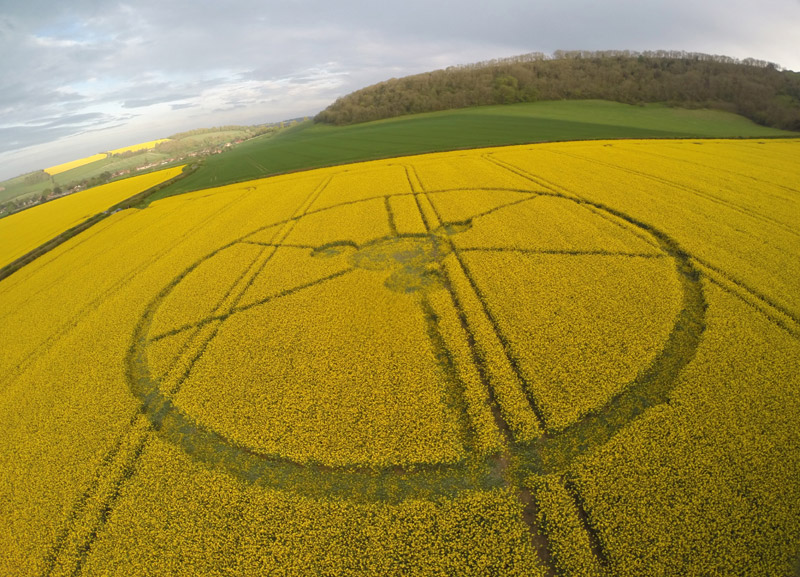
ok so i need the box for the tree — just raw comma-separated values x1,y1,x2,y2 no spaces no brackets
314,50,800,130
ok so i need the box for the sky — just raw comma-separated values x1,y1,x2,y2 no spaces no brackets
1,0,799,180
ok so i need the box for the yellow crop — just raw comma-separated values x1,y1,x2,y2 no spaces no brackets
43,153,108,175
442,252,544,441
427,286,506,455
79,437,541,576
0,139,798,575
174,270,466,467
388,193,428,234
490,140,800,317
0,165,184,270
527,474,605,577
309,163,412,210
570,282,800,576
464,251,681,430
106,138,171,156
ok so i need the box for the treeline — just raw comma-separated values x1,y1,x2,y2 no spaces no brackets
22,171,50,186
166,125,259,140
315,51,800,130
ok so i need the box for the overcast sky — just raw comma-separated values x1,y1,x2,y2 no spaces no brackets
1,0,799,180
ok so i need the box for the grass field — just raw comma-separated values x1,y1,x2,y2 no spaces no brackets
44,154,109,176
1,139,797,575
3,100,795,209
149,100,798,200
106,139,171,156
0,154,177,207
0,130,253,207
0,172,52,205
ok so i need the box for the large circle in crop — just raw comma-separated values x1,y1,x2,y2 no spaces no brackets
127,187,703,495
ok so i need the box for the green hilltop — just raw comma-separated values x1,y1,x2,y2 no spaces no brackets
4,51,800,213
147,99,796,203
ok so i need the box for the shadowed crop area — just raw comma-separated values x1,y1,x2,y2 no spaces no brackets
0,139,798,576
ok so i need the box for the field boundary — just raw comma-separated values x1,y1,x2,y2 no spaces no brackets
153,129,800,202
0,164,198,284
15,140,797,574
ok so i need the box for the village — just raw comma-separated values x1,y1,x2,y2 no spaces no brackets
0,134,254,217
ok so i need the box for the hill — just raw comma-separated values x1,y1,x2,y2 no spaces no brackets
315,51,800,130
0,126,274,217
149,99,797,202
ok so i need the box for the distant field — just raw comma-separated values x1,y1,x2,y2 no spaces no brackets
0,130,254,207
1,139,797,575
51,152,173,184
3,101,794,208
0,166,183,269
44,153,108,176
0,154,177,208
169,130,246,147
107,139,171,156
151,100,798,200
0,172,52,204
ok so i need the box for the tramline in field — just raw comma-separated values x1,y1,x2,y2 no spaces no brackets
130,169,685,473
0,139,798,576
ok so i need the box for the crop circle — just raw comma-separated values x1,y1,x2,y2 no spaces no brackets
127,187,704,498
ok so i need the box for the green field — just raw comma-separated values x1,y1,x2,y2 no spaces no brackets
52,153,170,184
0,129,257,209
4,100,795,210
149,100,798,201
0,172,52,204
0,154,184,214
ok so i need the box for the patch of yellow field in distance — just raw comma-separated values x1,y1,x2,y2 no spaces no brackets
43,153,108,175
107,138,171,155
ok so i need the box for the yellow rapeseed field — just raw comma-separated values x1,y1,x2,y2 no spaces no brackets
0,139,798,576
106,138,171,155
44,153,109,175
0,165,184,270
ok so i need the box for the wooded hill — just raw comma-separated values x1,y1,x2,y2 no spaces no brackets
315,51,800,130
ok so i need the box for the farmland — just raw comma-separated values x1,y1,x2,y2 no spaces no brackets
0,139,798,575
0,166,184,271
0,128,262,212
106,139,171,156
44,154,110,176
148,100,798,201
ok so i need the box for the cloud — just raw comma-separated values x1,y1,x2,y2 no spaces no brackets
122,94,198,108
29,112,109,128
1,0,799,180
0,112,121,154
32,35,93,48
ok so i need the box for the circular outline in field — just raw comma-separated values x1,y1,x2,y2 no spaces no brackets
126,185,706,500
